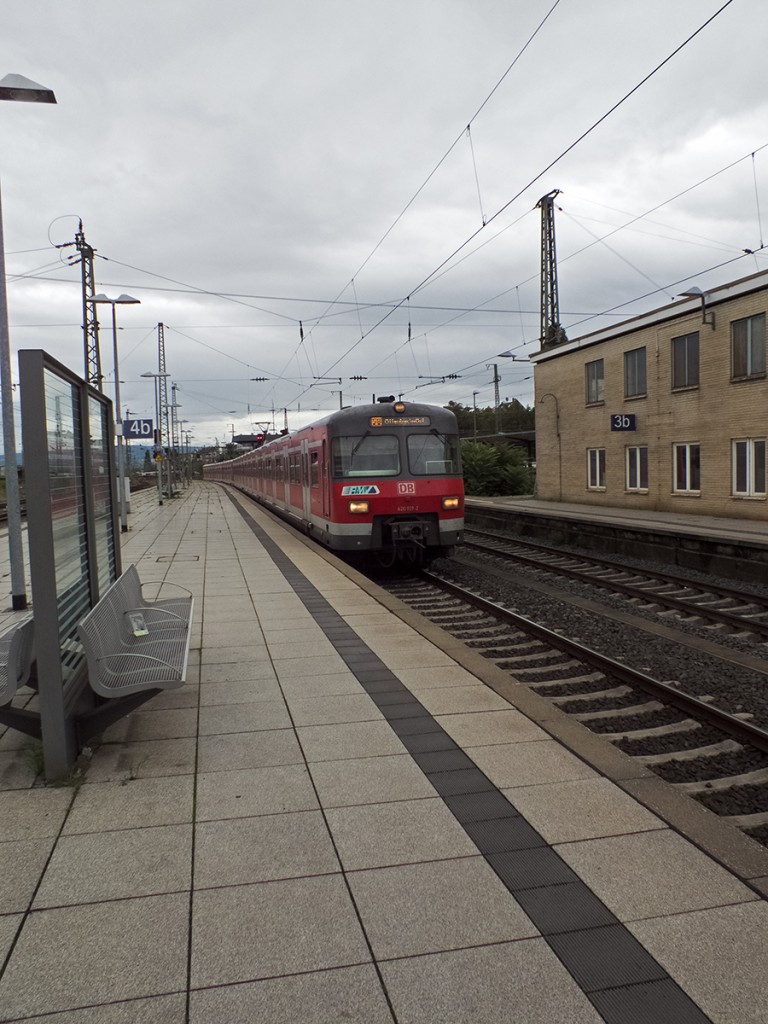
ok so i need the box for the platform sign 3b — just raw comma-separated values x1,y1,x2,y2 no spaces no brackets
122,419,153,439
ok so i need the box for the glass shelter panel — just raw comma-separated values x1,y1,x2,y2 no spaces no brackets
44,369,90,687
89,396,117,592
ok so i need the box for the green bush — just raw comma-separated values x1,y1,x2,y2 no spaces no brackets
461,440,535,497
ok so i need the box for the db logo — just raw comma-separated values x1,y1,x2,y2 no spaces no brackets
397,482,416,494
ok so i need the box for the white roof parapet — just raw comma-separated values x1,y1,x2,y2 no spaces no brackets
530,268,768,363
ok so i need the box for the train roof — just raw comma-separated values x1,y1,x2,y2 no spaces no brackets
304,400,458,434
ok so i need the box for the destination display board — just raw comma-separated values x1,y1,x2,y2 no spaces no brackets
370,416,430,427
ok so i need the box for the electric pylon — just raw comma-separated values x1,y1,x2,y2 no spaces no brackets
537,190,564,349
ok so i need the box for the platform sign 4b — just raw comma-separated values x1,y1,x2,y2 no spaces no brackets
121,419,153,439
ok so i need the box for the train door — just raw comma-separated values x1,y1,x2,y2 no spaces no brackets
321,439,331,519
301,438,311,520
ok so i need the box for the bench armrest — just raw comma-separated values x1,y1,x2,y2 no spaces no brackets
123,605,187,623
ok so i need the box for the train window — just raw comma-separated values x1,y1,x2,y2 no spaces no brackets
332,435,400,477
407,433,460,476
310,450,320,486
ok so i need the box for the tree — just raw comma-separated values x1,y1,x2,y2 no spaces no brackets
461,440,535,496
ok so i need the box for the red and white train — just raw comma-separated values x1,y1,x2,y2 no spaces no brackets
205,398,464,565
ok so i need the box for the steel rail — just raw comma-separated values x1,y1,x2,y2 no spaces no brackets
423,568,768,755
463,531,768,640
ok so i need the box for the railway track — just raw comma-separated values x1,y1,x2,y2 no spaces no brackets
377,568,768,849
465,526,768,641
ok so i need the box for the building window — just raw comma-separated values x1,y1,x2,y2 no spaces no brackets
733,439,767,497
671,332,699,389
673,443,701,493
624,347,647,398
585,359,604,404
626,446,648,491
587,448,606,489
731,313,766,379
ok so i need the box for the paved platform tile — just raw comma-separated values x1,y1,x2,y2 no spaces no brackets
287,693,384,727
396,665,486,690
0,789,72,843
556,828,759,921
198,700,291,735
0,893,189,1019
629,900,768,1024
274,654,349,679
309,753,438,808
200,645,272,666
198,677,283,705
0,838,55,914
84,737,197,784
189,964,392,1024
415,685,514,717
469,739,598,789
194,810,339,888
63,775,194,835
191,874,370,988
199,661,278,684
325,797,478,870
101,707,198,743
348,855,538,958
4,993,189,1023
197,728,302,773
381,939,603,1024
508,776,663,844
196,764,318,821
297,720,406,762
0,913,20,965
34,824,192,907
278,672,365,699
437,709,550,747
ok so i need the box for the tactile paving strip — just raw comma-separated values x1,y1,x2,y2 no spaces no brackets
229,495,713,1024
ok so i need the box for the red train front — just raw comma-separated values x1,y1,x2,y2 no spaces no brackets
205,398,464,565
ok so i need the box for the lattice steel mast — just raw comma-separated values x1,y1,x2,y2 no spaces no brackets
75,222,102,389
537,190,563,349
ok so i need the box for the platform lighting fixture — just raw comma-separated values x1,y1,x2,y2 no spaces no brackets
678,287,715,330
0,74,56,610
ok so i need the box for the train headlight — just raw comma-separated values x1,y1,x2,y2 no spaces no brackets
349,500,369,514
442,496,460,510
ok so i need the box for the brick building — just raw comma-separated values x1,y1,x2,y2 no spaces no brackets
530,269,768,519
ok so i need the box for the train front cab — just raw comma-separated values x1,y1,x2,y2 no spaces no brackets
324,402,464,565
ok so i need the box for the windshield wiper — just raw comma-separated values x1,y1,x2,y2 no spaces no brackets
349,430,371,461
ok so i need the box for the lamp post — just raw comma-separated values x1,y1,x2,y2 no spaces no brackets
88,293,140,532
0,74,56,610
141,370,169,505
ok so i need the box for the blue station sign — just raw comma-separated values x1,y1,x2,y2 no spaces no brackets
122,418,154,438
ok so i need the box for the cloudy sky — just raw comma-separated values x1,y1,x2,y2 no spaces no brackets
2,0,766,447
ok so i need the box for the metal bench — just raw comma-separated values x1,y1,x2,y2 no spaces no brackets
77,565,194,698
0,616,35,708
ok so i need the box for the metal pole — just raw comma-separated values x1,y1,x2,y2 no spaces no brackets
0,184,27,608
473,392,478,441
154,377,163,505
111,304,128,532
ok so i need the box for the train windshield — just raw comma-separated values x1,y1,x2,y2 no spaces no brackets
407,432,461,475
332,435,401,477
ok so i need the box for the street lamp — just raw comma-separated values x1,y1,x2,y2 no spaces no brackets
88,293,140,532
141,370,169,505
0,74,56,610
678,286,715,329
